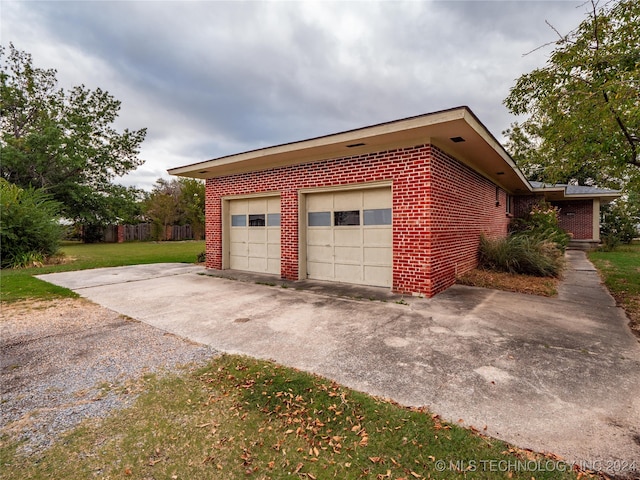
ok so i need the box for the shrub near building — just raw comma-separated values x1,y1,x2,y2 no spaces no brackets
0,179,64,268
479,201,569,277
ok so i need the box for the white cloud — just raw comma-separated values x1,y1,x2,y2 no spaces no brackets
2,0,588,190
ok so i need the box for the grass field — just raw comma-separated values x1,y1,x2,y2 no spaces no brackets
0,354,580,480
0,241,205,302
589,242,640,336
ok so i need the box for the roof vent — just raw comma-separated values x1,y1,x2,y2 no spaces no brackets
346,142,366,148
496,171,505,175
450,136,465,143
198,170,208,174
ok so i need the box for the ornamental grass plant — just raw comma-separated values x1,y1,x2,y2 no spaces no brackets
479,201,568,277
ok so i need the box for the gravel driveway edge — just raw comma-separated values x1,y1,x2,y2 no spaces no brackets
1,298,218,455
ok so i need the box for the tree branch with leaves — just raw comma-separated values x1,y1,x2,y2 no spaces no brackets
504,0,639,190
0,44,147,235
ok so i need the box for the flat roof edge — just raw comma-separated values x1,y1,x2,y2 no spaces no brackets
168,106,471,175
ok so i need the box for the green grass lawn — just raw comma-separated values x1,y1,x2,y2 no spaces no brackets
0,240,205,302
0,354,581,480
589,242,640,336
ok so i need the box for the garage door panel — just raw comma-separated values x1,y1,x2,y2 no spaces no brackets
307,245,332,262
267,229,281,243
230,228,248,242
307,192,333,211
364,265,392,287
248,229,266,243
363,227,392,245
307,261,333,279
307,228,332,245
334,246,360,262
267,197,280,212
230,200,247,214
230,241,247,256
334,190,361,210
248,198,267,214
248,242,267,258
334,228,361,246
248,257,267,272
267,243,280,258
364,246,392,265
230,255,249,270
267,258,281,273
335,264,362,283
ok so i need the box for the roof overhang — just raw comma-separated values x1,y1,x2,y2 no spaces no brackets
169,106,532,194
532,187,621,203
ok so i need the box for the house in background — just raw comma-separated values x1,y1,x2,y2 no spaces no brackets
169,106,619,297
518,182,620,250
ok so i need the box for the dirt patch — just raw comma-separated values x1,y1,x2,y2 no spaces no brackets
456,269,559,297
0,298,217,454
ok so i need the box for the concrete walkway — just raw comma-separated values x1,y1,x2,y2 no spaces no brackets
37,252,640,477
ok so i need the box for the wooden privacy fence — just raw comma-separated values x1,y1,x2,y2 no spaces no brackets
99,223,198,242
124,223,153,241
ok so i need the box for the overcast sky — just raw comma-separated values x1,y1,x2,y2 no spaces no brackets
2,0,590,190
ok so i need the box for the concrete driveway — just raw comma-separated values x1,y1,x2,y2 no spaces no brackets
38,252,640,476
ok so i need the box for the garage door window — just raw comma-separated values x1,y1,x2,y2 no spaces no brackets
308,211,331,226
334,210,360,226
249,214,265,227
231,214,247,227
364,208,392,225
267,213,280,226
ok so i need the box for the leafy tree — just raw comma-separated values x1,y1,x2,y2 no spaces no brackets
504,0,639,190
0,43,147,238
71,184,145,242
176,178,205,240
600,200,638,249
0,179,64,268
143,178,205,241
144,179,180,241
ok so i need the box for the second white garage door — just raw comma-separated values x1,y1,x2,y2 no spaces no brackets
306,187,392,287
229,197,281,274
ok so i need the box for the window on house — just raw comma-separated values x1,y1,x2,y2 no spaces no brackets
308,211,331,226
231,214,246,227
506,195,512,215
249,214,266,226
364,208,392,225
334,210,360,226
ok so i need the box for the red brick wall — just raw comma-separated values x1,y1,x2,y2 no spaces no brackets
513,195,543,218
552,200,593,240
513,196,595,240
205,144,509,296
429,147,510,294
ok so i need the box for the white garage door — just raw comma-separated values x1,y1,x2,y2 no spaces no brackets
306,187,392,287
229,197,281,274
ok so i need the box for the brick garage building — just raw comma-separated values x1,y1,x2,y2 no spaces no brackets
170,107,618,297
